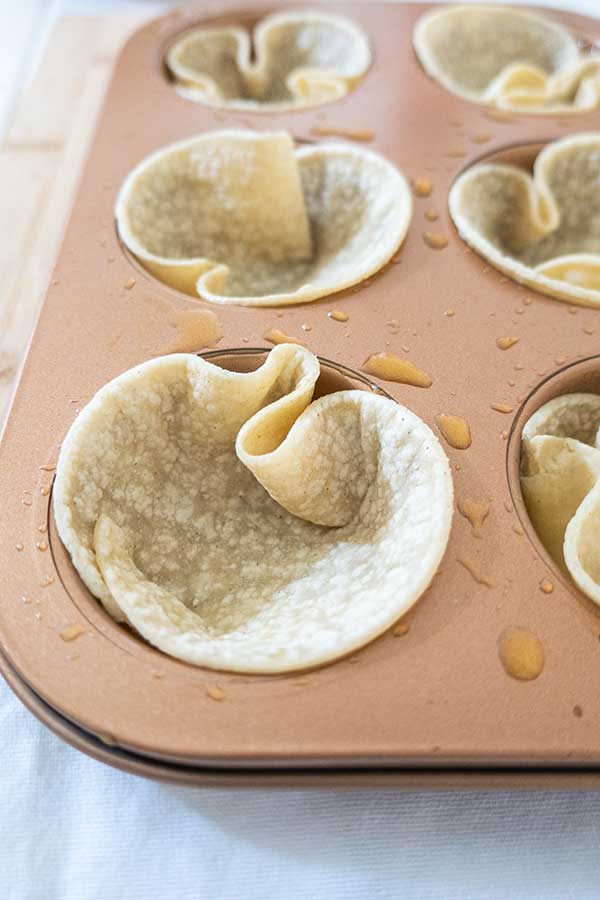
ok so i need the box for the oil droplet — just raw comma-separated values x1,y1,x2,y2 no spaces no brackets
301,323,312,332
40,485,50,496
124,277,136,290
436,414,472,450
362,353,432,388
206,685,226,701
40,575,55,588
485,108,514,123
498,628,544,681
457,498,490,536
554,356,567,366
584,326,595,335
568,306,577,315
166,308,222,353
512,523,523,535
444,308,455,317
37,524,47,533
496,336,519,350
35,541,48,552
425,209,439,221
540,579,554,594
457,556,495,587
310,125,373,142
413,177,433,197
445,146,468,158
573,705,583,718
327,310,349,323
470,132,492,144
15,542,24,552
392,621,410,637
491,402,513,414
22,493,32,507
151,670,165,679
264,328,305,346
60,624,86,642
501,430,509,440
423,232,449,250
21,595,32,605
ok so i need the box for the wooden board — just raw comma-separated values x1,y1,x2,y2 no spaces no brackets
0,12,153,425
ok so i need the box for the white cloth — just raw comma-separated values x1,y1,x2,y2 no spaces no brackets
4,685,600,900
2,2,600,899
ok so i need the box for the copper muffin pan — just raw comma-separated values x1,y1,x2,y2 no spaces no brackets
2,0,600,786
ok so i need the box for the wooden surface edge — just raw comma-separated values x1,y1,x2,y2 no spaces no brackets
0,12,153,424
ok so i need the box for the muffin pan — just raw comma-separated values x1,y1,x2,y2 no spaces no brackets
2,1,600,784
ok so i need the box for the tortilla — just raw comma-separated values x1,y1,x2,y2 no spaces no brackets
414,5,600,114
449,134,600,308
53,345,453,674
116,130,412,306
166,10,371,110
521,394,600,590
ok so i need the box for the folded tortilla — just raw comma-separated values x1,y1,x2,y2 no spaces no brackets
414,5,600,114
449,134,600,307
166,10,371,110
116,130,412,306
521,394,600,600
54,345,453,673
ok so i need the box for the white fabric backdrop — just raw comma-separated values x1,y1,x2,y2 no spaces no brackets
2,2,600,898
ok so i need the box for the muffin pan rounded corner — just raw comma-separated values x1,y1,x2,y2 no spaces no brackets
3,2,600,778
